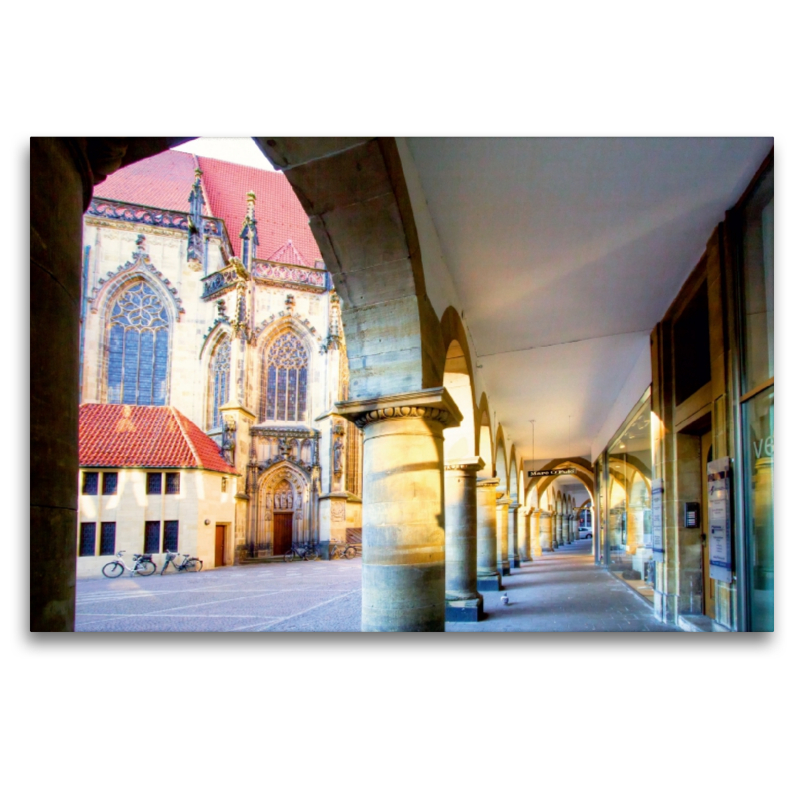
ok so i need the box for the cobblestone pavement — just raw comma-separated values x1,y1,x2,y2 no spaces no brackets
448,539,682,633
75,559,363,632
75,540,681,633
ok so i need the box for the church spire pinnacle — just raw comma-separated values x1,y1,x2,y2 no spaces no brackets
240,190,259,269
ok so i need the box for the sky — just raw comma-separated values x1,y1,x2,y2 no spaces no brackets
172,137,276,170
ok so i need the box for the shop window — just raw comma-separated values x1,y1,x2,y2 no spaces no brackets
165,473,180,495
102,472,118,495
79,522,96,556
163,521,179,552
741,164,774,394
673,281,711,405
144,521,161,554
147,473,162,495
100,522,116,555
82,472,99,495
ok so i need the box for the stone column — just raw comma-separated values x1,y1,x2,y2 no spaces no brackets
31,138,90,632
556,513,564,546
508,502,521,568
496,493,511,575
531,509,542,557
519,506,532,562
571,514,578,543
566,513,573,543
445,457,485,622
337,389,461,632
477,478,502,591
540,511,554,552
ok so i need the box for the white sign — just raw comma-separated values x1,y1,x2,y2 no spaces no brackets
707,457,733,583
652,478,664,562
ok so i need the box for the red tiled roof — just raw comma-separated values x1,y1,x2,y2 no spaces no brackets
79,404,238,475
266,239,309,267
90,147,323,268
92,150,198,213
196,155,322,265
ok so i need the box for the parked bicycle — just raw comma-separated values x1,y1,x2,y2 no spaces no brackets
330,543,357,560
284,543,320,562
102,550,156,578
160,549,203,575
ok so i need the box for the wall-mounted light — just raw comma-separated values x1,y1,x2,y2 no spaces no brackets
204,519,211,526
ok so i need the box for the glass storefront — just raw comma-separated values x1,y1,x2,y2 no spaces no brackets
738,157,774,631
595,391,654,599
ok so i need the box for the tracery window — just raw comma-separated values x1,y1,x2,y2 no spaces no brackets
261,332,309,422
106,280,170,405
209,336,231,429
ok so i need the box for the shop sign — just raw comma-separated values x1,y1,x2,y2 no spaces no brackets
527,468,577,478
708,457,733,582
652,478,664,562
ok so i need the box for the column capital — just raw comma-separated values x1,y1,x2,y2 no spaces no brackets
496,494,510,507
477,477,500,490
509,502,521,511
445,456,485,472
336,387,462,430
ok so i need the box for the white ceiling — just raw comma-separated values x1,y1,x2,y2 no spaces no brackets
406,137,773,463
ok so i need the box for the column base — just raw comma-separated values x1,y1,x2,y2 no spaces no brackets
445,595,484,622
477,573,503,592
511,556,521,568
501,565,511,576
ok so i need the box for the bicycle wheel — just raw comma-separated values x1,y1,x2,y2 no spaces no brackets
185,559,202,572
284,550,295,563
344,546,357,559
308,548,320,561
102,561,124,578
135,560,156,576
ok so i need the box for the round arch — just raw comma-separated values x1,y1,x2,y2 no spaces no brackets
440,307,477,461
255,462,311,554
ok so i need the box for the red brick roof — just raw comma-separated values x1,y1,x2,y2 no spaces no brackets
92,149,197,213
196,155,322,266
91,147,322,267
79,404,238,475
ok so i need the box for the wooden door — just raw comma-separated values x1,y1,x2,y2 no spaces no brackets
701,430,714,616
215,525,225,567
273,512,294,556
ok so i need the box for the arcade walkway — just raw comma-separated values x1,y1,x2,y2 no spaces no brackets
448,540,682,633
74,540,681,632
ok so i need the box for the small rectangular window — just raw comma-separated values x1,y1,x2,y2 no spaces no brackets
102,472,118,495
165,473,180,495
82,472,99,495
144,521,161,553
79,522,96,556
147,473,162,495
163,520,179,552
100,522,116,555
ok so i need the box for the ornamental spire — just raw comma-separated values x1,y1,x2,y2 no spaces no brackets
240,190,259,269
187,167,205,271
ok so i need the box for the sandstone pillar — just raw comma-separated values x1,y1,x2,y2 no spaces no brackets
571,514,578,543
531,509,543,556
556,513,565,546
508,502,521,568
31,138,87,631
496,494,511,575
520,506,532,562
337,389,460,632
477,478,503,591
540,511,554,552
445,457,485,622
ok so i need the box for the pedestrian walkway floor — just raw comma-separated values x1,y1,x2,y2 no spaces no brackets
74,540,681,633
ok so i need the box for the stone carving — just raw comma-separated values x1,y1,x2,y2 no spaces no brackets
222,416,236,465
353,406,452,429
331,500,346,521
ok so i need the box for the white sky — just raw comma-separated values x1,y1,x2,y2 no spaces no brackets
172,137,276,170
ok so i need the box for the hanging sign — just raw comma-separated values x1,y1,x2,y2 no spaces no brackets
707,457,733,582
652,478,664,562
527,468,577,478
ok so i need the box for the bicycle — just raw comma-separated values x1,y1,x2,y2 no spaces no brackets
284,543,320,562
160,549,203,575
102,550,156,578
330,543,357,560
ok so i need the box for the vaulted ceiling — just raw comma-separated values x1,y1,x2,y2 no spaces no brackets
403,137,773,462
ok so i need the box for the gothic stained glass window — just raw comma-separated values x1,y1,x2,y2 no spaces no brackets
106,280,170,406
260,332,309,422
209,336,231,430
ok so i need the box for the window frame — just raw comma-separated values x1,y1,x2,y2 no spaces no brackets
102,472,118,496
165,473,180,495
79,522,97,556
147,473,163,495
82,472,99,496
